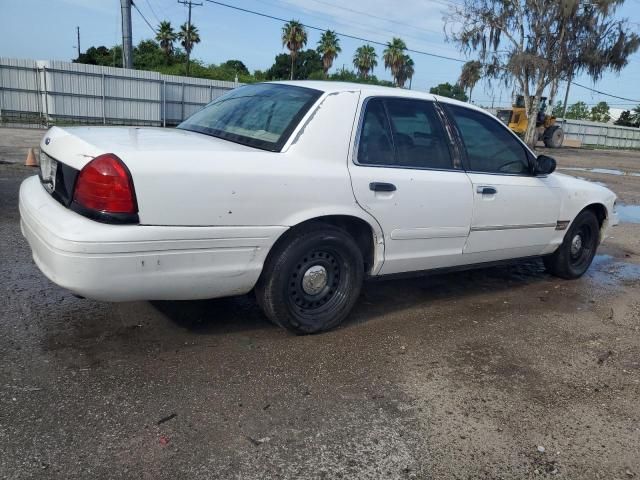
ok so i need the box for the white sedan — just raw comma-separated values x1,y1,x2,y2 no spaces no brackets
20,81,618,333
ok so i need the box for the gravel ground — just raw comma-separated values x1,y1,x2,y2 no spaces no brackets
1,132,639,479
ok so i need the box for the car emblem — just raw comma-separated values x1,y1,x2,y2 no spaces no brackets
45,137,51,145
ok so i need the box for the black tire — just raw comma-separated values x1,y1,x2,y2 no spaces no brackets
255,224,364,334
543,210,600,279
544,125,564,148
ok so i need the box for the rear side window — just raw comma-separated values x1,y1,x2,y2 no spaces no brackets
178,83,322,152
447,105,530,174
357,98,452,169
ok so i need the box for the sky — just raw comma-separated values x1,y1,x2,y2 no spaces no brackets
1,0,639,113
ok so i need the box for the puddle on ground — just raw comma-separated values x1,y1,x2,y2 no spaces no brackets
587,254,640,286
559,167,640,177
617,204,640,224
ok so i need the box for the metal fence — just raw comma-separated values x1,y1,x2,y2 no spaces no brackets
0,58,241,127
559,118,640,149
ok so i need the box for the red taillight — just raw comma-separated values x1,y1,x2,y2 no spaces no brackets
73,153,137,214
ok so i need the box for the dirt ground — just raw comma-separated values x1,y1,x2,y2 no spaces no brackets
1,129,639,479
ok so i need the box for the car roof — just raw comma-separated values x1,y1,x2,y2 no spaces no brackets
266,80,487,114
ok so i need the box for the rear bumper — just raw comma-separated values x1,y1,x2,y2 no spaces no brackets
19,176,286,301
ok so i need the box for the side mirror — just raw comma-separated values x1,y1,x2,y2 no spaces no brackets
534,154,556,175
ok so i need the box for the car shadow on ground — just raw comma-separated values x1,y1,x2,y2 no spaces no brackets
152,259,556,335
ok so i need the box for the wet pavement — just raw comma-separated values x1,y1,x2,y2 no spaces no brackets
1,144,640,479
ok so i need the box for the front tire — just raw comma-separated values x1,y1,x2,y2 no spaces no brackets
544,210,600,279
544,125,564,148
256,224,364,334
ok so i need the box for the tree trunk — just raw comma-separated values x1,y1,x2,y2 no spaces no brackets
548,77,559,114
524,79,547,148
469,86,474,102
290,53,295,80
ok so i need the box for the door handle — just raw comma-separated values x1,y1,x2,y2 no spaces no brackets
369,182,396,192
477,186,497,195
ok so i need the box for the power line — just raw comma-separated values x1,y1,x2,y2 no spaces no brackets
572,82,639,103
144,0,162,24
207,0,638,103
132,0,158,34
204,0,466,63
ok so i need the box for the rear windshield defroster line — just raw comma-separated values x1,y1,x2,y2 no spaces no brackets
177,83,322,152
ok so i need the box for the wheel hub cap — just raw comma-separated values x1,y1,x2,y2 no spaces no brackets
301,265,328,295
571,234,583,256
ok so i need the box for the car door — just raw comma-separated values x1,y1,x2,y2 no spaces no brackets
348,96,474,275
444,103,562,261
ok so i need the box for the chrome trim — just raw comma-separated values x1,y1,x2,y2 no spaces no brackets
470,223,557,232
555,220,570,231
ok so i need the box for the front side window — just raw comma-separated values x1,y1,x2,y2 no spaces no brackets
447,105,531,174
178,83,322,152
357,97,453,169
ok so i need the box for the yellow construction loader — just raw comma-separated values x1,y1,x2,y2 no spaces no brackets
496,95,564,148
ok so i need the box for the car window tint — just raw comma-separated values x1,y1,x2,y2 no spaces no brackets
357,98,394,166
358,98,452,169
177,83,321,152
385,99,452,169
448,105,530,174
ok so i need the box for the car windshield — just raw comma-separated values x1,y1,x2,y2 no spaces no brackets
177,83,322,152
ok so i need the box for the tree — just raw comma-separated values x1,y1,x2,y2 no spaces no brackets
282,20,308,80
551,101,565,118
221,60,249,76
353,44,378,79
383,37,407,86
429,82,468,102
446,0,639,146
458,60,481,102
267,49,322,81
630,105,640,126
317,30,341,78
614,110,637,127
590,101,611,123
396,55,415,88
178,22,200,75
565,101,590,121
155,21,177,65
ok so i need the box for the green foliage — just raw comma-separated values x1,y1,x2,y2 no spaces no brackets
353,44,378,79
429,82,468,102
317,30,341,76
382,37,407,85
589,101,611,123
266,49,322,80
565,101,590,120
614,110,638,127
221,60,249,76
551,101,565,118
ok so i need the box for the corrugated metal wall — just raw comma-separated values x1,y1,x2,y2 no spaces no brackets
0,58,240,127
560,119,640,149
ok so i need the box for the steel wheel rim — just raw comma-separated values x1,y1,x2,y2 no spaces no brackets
569,224,594,269
287,249,347,319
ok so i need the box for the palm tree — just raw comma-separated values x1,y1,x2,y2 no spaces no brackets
178,22,200,75
383,37,407,86
156,21,177,65
353,44,378,79
458,60,482,102
396,55,414,88
317,30,341,78
282,20,308,80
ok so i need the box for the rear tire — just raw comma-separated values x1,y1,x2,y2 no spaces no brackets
544,125,564,148
255,224,364,334
544,210,600,279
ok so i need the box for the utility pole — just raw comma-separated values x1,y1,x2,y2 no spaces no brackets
561,71,573,121
76,26,81,60
178,0,202,76
120,0,133,69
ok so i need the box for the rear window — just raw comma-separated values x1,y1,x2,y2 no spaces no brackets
177,83,322,152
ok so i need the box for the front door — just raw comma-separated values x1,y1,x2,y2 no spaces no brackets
444,104,561,261
348,97,473,275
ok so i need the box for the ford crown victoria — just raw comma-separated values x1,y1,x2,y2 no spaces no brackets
19,81,619,333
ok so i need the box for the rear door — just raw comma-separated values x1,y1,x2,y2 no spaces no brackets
348,96,473,275
444,104,562,261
